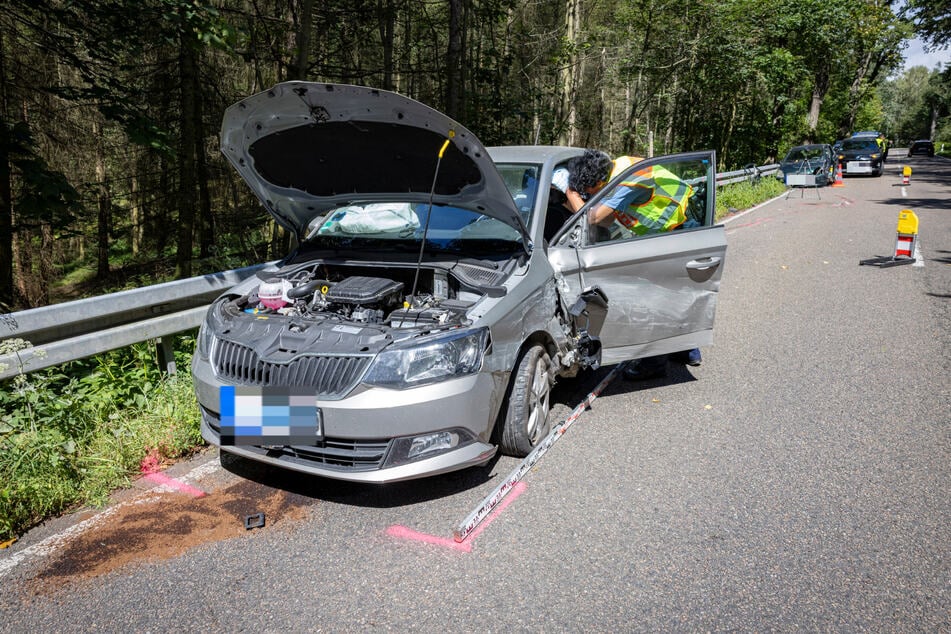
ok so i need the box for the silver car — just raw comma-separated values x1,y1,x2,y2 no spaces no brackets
192,82,727,483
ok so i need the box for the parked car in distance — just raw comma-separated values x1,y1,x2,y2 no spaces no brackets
908,139,935,157
191,81,728,483
837,137,884,177
776,144,836,186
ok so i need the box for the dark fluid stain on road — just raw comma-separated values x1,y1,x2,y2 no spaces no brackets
30,479,314,591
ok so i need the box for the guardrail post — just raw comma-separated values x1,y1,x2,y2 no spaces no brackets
156,336,177,375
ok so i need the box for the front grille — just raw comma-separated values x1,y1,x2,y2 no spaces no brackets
202,407,389,471
280,440,391,469
212,339,371,399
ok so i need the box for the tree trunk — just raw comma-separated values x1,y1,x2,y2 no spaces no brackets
559,0,582,145
130,169,141,257
844,51,874,134
175,21,198,279
290,0,313,80
721,100,737,171
446,0,465,120
192,57,213,260
806,68,829,143
93,118,110,279
0,29,13,309
378,0,395,91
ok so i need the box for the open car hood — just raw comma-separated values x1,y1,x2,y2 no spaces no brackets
221,82,529,247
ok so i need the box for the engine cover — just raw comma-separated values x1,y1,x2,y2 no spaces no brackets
325,276,404,305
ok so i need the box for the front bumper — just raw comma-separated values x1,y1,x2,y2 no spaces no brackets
192,354,501,483
841,158,882,174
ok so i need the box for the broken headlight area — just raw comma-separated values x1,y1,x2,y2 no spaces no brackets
362,327,489,389
196,320,216,360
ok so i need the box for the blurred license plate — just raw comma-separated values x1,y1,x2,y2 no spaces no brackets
847,161,872,173
219,386,322,445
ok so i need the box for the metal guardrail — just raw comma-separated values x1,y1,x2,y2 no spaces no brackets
0,262,275,380
0,162,777,381
716,164,780,186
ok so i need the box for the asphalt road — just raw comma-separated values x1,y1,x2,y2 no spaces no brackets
2,151,948,632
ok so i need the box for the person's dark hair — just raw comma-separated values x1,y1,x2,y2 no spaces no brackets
567,149,613,199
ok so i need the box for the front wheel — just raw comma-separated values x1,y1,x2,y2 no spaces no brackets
498,344,553,457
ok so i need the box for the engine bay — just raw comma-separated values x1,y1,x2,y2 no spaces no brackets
221,261,494,331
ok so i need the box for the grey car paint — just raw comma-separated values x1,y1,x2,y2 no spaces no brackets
192,82,727,483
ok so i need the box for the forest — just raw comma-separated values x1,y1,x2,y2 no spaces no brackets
1,0,949,311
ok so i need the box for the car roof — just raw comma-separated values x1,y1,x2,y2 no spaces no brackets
786,143,829,151
487,145,585,166
852,131,880,137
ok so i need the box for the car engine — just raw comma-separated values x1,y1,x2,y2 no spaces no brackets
223,262,482,331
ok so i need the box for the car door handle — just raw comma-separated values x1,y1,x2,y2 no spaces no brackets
686,257,721,271
685,257,722,283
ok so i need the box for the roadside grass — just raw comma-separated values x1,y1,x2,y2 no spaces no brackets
0,337,201,542
716,176,787,220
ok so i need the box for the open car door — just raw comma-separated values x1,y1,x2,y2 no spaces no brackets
547,151,726,365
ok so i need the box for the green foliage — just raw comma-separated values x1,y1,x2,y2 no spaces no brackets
2,120,82,230
904,0,951,51
0,337,202,540
716,176,787,220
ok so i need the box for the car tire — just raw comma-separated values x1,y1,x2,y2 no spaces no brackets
498,344,553,457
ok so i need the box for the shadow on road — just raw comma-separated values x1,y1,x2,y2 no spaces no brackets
220,360,698,508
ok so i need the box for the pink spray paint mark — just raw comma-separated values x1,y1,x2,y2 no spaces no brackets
385,481,527,551
142,472,208,498
727,217,773,232
385,525,472,552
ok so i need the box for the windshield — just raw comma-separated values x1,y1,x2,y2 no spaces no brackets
841,139,878,151
784,147,825,162
297,201,524,258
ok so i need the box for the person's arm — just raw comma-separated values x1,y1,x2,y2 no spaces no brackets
565,188,586,212
587,184,640,225
587,203,617,225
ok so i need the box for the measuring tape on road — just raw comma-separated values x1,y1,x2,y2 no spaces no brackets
453,362,627,542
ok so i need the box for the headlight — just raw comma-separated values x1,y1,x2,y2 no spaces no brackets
362,327,489,389
196,320,216,359
871,153,880,159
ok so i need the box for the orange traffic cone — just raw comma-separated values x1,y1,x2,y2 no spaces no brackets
831,161,844,187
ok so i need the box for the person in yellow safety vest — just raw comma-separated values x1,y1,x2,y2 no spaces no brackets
587,155,693,235
561,151,702,379
562,149,614,213
876,133,888,162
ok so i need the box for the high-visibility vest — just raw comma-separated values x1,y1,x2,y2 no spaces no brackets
612,164,692,235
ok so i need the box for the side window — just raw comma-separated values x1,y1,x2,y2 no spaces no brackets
496,164,540,224
586,156,713,245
